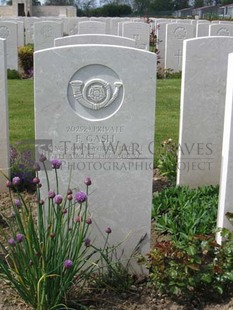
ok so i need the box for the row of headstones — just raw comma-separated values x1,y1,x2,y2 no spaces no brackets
0,18,151,70
156,19,233,72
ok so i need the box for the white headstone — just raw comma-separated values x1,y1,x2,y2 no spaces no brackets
25,17,39,45
196,22,210,37
209,23,233,36
165,23,195,72
54,34,136,47
177,36,233,188
0,21,18,70
78,21,106,34
17,21,24,47
0,39,9,192
34,21,63,51
217,52,233,243
122,22,150,50
34,44,156,272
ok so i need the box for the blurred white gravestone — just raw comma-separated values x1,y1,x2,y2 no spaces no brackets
0,39,9,192
34,21,63,51
177,36,233,188
54,34,136,47
217,53,233,243
34,44,156,273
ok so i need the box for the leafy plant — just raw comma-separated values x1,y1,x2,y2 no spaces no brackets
152,185,219,241
157,138,177,184
7,69,20,79
18,44,34,78
0,156,129,309
147,229,233,300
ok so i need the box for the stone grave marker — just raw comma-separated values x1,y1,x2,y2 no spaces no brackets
217,52,233,243
34,44,156,272
34,21,63,51
78,21,106,34
0,39,9,192
122,22,150,50
165,23,195,72
54,34,136,47
177,36,233,188
209,23,233,36
0,21,18,70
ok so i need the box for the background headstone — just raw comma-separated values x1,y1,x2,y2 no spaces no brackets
217,52,233,243
0,21,18,70
0,39,9,192
177,36,233,188
34,21,63,51
122,22,150,50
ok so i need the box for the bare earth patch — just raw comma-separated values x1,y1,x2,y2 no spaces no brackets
1,172,233,309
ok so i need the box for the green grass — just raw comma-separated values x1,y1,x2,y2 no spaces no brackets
8,79,34,144
7,78,181,164
154,79,181,163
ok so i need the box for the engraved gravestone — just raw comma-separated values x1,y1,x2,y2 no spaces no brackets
209,24,233,37
34,45,156,272
165,23,195,72
177,36,233,188
34,21,63,51
0,21,18,70
122,22,150,50
0,39,9,192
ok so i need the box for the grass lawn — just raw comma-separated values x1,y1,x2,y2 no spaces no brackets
7,78,181,164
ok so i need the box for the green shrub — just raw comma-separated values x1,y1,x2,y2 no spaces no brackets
7,69,20,79
18,44,34,77
152,185,219,241
157,138,177,184
147,230,233,299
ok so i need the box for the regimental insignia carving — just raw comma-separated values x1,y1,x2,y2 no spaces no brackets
0,26,9,38
174,27,187,40
70,78,123,111
217,27,230,36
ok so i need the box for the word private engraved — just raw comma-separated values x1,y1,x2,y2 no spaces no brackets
70,78,122,111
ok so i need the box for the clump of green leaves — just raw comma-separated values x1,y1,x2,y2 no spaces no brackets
147,229,233,300
7,69,20,79
152,185,219,241
157,139,177,184
18,44,34,78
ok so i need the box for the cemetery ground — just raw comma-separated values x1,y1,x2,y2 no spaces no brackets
1,78,233,309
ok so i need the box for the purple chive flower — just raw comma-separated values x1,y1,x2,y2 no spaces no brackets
64,259,73,269
16,233,24,243
54,194,63,205
48,190,56,199
6,180,12,188
12,177,21,186
105,227,112,234
14,199,21,208
33,162,41,171
8,238,16,247
75,191,87,203
84,238,91,247
39,154,47,162
32,177,40,185
51,159,62,169
86,218,92,225
84,177,92,186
